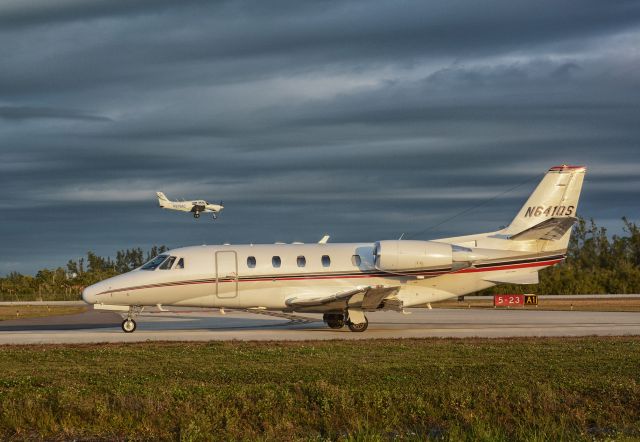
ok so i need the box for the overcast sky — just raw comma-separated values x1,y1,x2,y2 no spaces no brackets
1,0,639,274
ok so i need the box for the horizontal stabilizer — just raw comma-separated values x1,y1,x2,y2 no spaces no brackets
483,272,539,285
510,217,577,241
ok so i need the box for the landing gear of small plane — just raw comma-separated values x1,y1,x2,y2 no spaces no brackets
347,317,369,332
121,305,142,333
323,313,345,329
193,212,200,219
212,213,217,220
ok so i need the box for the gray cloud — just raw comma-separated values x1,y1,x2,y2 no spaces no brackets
0,106,111,121
0,0,639,274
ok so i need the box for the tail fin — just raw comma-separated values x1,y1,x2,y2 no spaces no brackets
504,165,586,249
156,192,169,207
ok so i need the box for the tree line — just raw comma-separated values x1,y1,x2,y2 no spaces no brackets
0,246,167,301
1,217,639,301
484,217,640,295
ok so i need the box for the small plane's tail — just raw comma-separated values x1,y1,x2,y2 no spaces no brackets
156,192,169,207
503,165,586,251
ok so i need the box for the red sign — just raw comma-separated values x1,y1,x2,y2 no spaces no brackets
494,294,524,307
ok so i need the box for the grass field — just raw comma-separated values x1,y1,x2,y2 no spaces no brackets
0,338,638,441
433,297,640,311
0,305,87,321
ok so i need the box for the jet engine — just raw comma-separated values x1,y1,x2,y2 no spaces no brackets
373,240,480,273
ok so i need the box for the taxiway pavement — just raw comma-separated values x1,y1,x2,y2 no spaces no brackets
1,307,639,344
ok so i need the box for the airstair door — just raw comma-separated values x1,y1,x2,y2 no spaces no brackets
215,251,238,298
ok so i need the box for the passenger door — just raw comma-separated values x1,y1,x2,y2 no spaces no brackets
215,251,238,299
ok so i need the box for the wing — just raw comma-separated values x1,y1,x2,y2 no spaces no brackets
483,271,539,285
510,217,577,241
286,286,399,311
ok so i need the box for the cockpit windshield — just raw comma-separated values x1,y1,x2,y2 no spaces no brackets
140,254,169,271
159,256,176,270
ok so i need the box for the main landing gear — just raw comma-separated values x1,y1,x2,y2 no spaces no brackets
323,313,345,329
193,212,200,219
323,311,369,332
121,306,142,333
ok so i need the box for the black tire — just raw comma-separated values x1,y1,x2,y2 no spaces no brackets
326,319,345,329
347,317,368,332
121,319,137,333
194,212,200,219
323,313,345,329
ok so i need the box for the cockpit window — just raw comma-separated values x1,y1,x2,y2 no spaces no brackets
141,254,169,271
159,256,176,270
176,258,184,269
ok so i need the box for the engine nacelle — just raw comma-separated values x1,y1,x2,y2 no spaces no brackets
374,240,454,272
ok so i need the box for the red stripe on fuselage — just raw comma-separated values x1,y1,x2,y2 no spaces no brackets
455,258,562,273
96,258,562,296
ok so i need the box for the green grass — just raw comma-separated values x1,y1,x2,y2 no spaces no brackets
0,338,639,441
0,305,87,321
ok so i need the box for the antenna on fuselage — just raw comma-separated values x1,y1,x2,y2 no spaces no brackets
318,235,330,244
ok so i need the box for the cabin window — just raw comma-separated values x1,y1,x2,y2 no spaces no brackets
272,256,281,268
159,256,176,270
176,258,185,269
141,254,169,271
297,256,306,267
321,255,331,267
352,254,361,266
247,256,256,268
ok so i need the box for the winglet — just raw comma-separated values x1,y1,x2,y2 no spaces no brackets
318,235,330,244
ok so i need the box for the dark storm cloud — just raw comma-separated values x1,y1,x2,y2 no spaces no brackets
1,0,639,274
0,106,111,121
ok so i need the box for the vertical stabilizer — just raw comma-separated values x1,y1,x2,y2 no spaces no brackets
503,165,586,249
156,192,169,207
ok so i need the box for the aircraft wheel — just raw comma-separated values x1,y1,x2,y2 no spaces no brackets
121,319,137,333
323,313,345,329
347,317,368,332
194,212,200,219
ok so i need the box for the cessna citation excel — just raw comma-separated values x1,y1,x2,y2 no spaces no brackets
157,192,223,219
85,165,586,333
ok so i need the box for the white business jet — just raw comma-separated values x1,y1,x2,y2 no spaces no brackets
157,192,223,219
85,165,586,333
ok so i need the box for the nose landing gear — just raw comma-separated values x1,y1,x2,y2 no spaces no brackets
121,306,142,333
121,318,136,333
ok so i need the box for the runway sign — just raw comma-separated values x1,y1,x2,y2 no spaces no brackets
524,294,538,305
494,294,524,307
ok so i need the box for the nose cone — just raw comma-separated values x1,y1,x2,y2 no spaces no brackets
82,284,99,304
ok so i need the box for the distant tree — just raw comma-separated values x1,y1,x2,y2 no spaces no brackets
482,217,640,296
0,245,168,301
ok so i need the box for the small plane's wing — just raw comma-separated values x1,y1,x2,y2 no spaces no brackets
286,286,399,311
510,217,577,241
